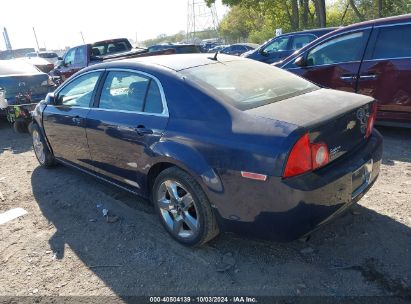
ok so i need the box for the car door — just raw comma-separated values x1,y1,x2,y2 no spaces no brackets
284,30,371,92
58,48,77,81
59,46,88,81
357,23,411,123
260,35,292,64
42,71,102,168
85,70,168,192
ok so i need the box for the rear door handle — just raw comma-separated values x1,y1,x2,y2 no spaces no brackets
135,125,153,136
359,74,377,80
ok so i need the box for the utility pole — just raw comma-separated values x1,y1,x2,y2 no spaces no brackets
32,27,40,51
187,0,219,43
80,32,85,44
3,27,12,50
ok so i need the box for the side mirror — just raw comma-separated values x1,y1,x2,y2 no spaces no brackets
0,87,8,109
259,49,268,56
294,56,307,67
45,92,56,105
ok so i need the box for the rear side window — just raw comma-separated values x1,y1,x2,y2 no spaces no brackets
306,32,366,66
57,72,101,107
144,81,164,114
99,71,164,114
372,25,411,59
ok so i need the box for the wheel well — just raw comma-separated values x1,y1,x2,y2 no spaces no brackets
147,162,175,192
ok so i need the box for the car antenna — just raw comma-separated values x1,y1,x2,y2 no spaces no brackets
209,51,218,61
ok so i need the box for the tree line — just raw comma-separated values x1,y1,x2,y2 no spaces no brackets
206,0,411,43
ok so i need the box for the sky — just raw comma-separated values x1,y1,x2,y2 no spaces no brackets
0,0,228,51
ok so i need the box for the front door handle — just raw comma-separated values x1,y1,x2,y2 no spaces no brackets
72,115,82,125
135,125,153,136
340,75,357,81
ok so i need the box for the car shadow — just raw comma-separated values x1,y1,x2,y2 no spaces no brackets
375,126,411,165
0,119,32,155
31,164,411,297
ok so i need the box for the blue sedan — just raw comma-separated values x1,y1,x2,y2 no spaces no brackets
31,54,382,246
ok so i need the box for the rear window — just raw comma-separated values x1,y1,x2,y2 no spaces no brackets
39,52,58,59
372,25,411,59
181,59,318,110
92,39,132,56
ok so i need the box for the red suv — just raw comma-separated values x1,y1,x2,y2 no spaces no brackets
276,14,411,127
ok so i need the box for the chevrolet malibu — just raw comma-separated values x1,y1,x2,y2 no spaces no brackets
31,54,383,246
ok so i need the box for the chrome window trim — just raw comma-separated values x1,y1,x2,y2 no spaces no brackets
374,21,411,29
97,68,169,117
363,57,411,62
285,60,362,70
53,69,105,109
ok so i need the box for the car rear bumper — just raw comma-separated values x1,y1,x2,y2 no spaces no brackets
214,129,383,241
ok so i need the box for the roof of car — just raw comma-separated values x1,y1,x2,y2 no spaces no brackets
341,13,411,30
89,53,242,72
232,43,260,48
282,27,338,36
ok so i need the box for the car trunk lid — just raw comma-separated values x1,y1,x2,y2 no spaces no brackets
0,73,49,104
245,88,375,162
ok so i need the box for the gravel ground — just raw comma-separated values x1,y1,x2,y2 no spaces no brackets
0,119,410,299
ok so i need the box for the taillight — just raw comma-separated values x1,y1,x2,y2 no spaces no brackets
283,134,329,178
365,102,377,138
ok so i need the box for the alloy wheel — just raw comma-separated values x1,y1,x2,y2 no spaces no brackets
157,179,199,239
32,130,45,164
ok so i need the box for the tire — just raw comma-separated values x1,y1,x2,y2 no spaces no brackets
13,119,29,133
31,124,56,168
152,167,219,246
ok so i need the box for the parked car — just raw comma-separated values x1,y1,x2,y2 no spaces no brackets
0,59,51,132
26,51,59,64
220,43,259,56
243,28,337,64
207,45,228,53
50,38,175,82
276,14,411,127
147,44,202,54
31,54,382,246
22,57,55,73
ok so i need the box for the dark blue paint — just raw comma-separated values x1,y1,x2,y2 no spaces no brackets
33,54,383,241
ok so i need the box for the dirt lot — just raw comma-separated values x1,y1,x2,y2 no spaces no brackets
0,119,410,299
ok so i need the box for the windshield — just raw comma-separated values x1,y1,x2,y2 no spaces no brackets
181,59,318,110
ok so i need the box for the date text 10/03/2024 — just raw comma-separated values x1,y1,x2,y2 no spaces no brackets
149,297,258,303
